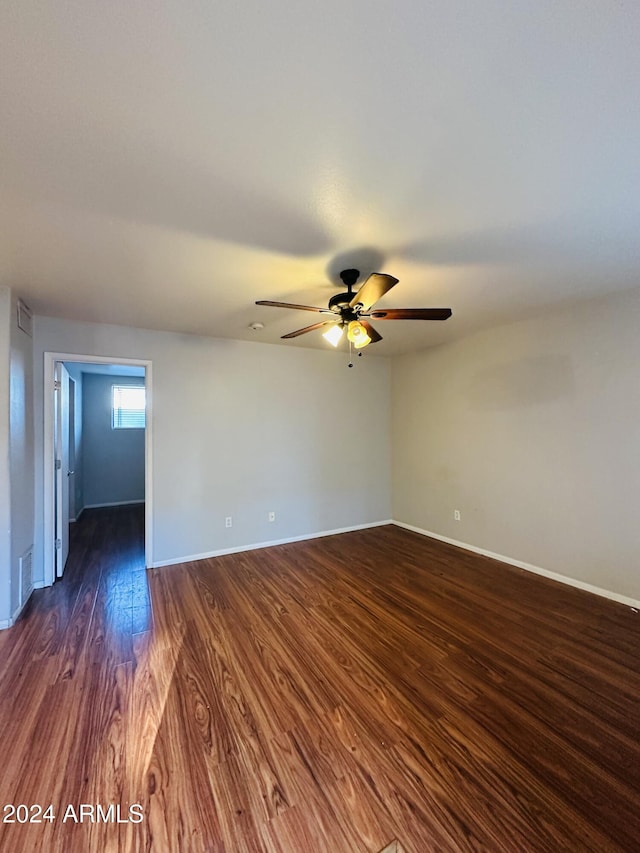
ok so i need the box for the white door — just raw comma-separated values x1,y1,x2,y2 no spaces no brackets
54,362,71,578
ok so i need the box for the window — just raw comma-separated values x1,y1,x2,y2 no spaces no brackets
112,385,146,429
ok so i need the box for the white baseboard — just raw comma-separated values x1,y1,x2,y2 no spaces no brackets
83,500,145,510
0,581,48,631
151,519,393,569
11,594,30,625
393,520,640,610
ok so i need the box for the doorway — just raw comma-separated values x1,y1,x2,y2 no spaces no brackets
44,353,153,586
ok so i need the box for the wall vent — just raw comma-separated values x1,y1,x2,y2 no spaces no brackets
19,547,34,605
17,299,33,337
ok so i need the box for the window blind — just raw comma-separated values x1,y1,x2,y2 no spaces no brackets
112,385,146,429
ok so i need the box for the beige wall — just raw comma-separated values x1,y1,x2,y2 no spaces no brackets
0,288,11,624
4,284,637,618
392,286,640,601
9,289,34,617
0,286,35,626
33,317,391,581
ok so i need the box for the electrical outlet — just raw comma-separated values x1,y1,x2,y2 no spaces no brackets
268,511,276,522
225,516,232,528
454,510,461,521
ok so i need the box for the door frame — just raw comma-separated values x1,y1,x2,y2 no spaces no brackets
54,361,71,578
43,352,153,586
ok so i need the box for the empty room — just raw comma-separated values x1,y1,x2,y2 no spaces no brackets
1,2,639,851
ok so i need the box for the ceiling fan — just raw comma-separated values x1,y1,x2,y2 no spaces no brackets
256,269,452,349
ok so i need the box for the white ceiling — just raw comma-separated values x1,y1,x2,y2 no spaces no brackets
1,1,639,356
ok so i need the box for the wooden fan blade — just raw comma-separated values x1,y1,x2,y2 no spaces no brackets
281,321,332,339
349,273,399,311
359,320,382,343
256,300,332,313
368,308,452,320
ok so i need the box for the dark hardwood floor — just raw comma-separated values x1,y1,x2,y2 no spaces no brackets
0,507,639,852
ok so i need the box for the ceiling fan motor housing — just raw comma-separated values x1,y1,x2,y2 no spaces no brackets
329,269,361,314
328,292,356,313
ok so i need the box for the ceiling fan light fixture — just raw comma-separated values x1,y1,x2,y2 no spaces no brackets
347,320,371,348
256,269,451,348
322,323,344,347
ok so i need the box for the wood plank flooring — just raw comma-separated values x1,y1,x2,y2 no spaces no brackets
0,506,639,851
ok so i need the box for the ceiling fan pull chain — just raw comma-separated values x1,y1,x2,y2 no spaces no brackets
348,339,353,368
